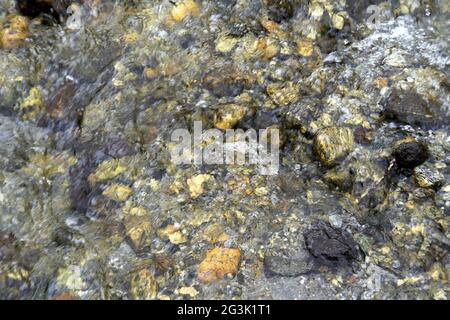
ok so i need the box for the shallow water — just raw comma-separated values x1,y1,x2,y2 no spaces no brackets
0,0,449,300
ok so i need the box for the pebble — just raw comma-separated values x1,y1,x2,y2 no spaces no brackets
266,82,300,107
392,137,429,169
130,269,157,300
385,89,445,129
1,15,29,49
304,220,362,268
187,174,212,198
171,0,200,22
214,104,246,130
414,163,445,190
198,247,241,283
313,126,355,167
102,184,133,202
297,39,315,57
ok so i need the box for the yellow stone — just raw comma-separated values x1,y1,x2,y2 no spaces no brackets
260,19,282,34
297,39,315,57
144,66,160,79
20,87,43,120
130,269,157,300
177,286,199,298
332,12,346,30
23,152,77,178
158,224,187,244
169,231,187,244
125,217,153,249
256,37,279,60
266,82,300,106
10,15,29,32
123,32,140,43
88,159,128,185
187,174,212,198
214,104,246,130
171,0,200,22
216,35,238,53
198,247,241,283
128,206,148,217
255,187,269,196
313,126,355,167
103,184,133,202
1,16,29,49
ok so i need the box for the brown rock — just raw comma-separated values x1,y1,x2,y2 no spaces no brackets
198,248,241,283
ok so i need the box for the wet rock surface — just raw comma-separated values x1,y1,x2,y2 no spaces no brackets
304,221,363,269
0,0,449,300
393,137,429,169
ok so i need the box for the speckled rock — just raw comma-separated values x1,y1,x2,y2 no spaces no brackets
198,248,241,283
313,126,355,167
414,163,445,190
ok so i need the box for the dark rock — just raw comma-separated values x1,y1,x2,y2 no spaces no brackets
384,89,446,129
203,63,253,98
323,169,355,192
266,0,295,23
304,220,362,268
16,0,77,21
393,137,429,169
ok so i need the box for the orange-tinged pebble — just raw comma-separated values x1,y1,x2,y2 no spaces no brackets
171,0,200,22
1,27,28,49
144,67,160,79
10,15,29,32
375,77,389,88
260,19,281,33
198,247,241,283
257,37,279,60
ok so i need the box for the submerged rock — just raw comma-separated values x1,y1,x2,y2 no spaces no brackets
16,0,78,21
392,137,429,169
130,269,157,300
304,221,362,269
0,15,29,49
384,89,446,129
313,126,355,167
266,0,295,23
198,247,241,283
264,255,313,277
203,63,253,98
414,163,445,190
214,104,247,130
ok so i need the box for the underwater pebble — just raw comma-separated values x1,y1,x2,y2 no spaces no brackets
393,137,429,169
313,126,355,167
198,247,241,283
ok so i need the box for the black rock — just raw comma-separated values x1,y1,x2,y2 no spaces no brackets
384,89,446,129
304,220,362,268
16,0,76,21
393,138,429,169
